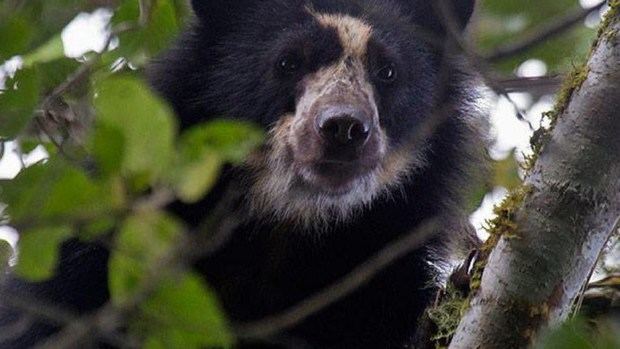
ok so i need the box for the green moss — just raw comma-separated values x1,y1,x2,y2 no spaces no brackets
426,186,536,342
604,28,618,42
587,3,618,61
548,64,589,122
469,185,533,291
484,185,532,238
429,10,619,343
426,285,469,346
521,62,590,172
599,1,619,37
522,4,618,173
591,1,619,51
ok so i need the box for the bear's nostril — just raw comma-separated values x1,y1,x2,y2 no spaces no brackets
319,115,371,147
349,121,370,143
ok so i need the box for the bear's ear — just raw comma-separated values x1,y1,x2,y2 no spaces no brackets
397,0,476,33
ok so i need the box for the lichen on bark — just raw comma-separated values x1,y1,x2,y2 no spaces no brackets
470,185,533,290
448,7,620,349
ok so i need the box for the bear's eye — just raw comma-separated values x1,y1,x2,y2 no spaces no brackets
376,63,397,82
277,55,302,76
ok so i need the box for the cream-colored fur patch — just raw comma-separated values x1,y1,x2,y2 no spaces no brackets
240,10,431,229
309,9,372,58
245,119,430,231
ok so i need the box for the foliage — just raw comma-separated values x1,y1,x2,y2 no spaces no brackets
476,0,597,73
0,239,10,274
534,318,620,349
0,1,262,346
426,285,468,344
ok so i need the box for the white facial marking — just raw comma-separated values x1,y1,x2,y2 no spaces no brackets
243,13,431,230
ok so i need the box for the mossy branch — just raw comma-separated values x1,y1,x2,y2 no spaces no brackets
449,7,620,349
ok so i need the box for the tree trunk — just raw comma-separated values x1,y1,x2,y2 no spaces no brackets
449,9,620,349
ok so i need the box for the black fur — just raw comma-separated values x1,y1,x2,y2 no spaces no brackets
1,1,486,348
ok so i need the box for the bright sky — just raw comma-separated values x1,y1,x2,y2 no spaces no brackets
0,3,605,246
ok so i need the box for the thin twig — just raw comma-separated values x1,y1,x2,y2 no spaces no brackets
572,214,620,317
34,238,189,349
496,75,564,95
234,219,439,339
34,304,139,349
486,2,606,62
138,0,153,27
435,0,534,130
35,22,136,164
132,188,176,212
0,290,76,326
0,314,34,343
41,22,135,110
30,185,246,348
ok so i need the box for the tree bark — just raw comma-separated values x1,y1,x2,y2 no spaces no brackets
449,10,620,349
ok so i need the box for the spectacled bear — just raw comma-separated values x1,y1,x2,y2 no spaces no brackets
1,0,487,348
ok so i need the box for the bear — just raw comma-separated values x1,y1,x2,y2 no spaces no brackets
0,0,487,348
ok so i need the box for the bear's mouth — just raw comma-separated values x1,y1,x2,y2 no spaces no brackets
293,160,377,196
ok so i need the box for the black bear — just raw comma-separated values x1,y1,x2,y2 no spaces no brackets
1,0,487,348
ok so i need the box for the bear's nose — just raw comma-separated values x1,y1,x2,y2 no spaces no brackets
316,108,371,147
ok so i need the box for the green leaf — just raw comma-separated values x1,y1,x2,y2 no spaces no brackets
22,35,65,67
79,216,117,241
493,154,521,190
535,317,620,349
0,165,46,222
139,273,233,349
94,76,176,186
181,120,264,164
108,211,182,303
19,139,42,154
174,148,222,203
143,0,180,55
1,1,95,56
0,239,12,274
0,16,34,61
476,0,596,72
171,120,263,203
15,225,71,281
0,160,120,224
43,166,115,218
112,0,180,65
0,68,40,139
90,123,126,179
37,58,81,93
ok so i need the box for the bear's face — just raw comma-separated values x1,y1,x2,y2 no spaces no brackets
189,0,475,227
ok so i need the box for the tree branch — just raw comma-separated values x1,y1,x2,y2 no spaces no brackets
450,10,620,349
495,75,563,96
485,2,606,62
